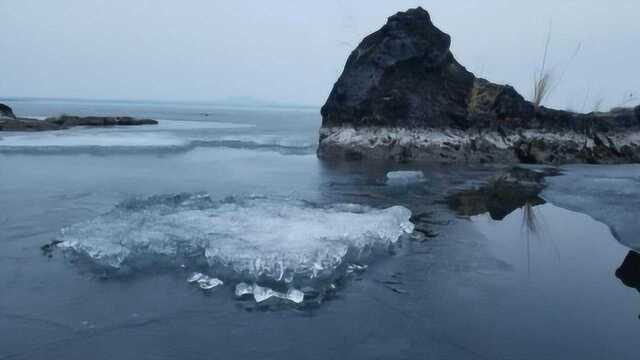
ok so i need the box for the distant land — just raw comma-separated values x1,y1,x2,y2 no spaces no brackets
0,96,320,110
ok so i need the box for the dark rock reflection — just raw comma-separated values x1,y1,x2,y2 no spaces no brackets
616,251,640,293
447,167,552,220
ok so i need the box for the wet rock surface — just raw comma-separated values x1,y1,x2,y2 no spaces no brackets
318,7,640,164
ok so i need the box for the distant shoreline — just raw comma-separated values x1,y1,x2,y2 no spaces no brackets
0,96,321,112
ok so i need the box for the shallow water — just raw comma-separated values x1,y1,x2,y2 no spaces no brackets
1,99,639,359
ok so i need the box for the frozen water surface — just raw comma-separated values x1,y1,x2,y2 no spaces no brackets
542,164,640,250
0,124,315,154
0,131,187,148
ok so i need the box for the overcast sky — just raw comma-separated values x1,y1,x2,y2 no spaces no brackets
1,0,639,110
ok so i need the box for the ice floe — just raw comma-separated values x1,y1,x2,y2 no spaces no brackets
0,131,186,148
386,171,425,185
542,164,640,250
0,129,315,155
58,194,414,286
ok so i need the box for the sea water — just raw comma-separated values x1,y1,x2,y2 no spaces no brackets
1,98,639,360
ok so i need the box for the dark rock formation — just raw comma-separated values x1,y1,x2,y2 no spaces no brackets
0,114,158,131
318,7,640,164
0,103,16,119
321,8,472,130
45,115,158,127
0,118,60,131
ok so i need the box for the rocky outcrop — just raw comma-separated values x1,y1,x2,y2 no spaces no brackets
318,7,640,164
45,115,158,127
0,114,158,131
0,118,60,131
0,103,16,119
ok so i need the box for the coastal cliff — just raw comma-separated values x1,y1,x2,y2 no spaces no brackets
318,7,640,164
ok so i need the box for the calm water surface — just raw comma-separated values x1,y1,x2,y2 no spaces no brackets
1,99,639,359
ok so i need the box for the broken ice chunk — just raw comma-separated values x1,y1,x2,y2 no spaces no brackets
198,277,223,290
234,283,305,304
235,282,254,297
187,272,205,283
285,288,304,304
386,171,425,185
400,221,415,234
346,264,368,274
252,284,277,303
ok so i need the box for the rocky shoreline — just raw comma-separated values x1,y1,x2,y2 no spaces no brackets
318,8,640,164
0,103,158,131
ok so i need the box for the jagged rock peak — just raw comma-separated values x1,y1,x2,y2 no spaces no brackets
321,7,477,130
372,7,452,68
318,8,640,164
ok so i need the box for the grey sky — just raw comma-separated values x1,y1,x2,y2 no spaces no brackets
1,0,638,110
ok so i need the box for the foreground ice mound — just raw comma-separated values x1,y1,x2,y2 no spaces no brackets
59,194,413,285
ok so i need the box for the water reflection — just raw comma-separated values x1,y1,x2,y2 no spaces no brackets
447,173,546,221
521,202,540,236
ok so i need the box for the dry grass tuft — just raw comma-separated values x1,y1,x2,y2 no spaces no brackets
532,23,581,109
532,25,553,108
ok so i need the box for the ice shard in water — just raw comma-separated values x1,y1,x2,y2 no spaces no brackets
234,283,305,304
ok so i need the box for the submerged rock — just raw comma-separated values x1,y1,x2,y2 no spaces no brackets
318,7,640,164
